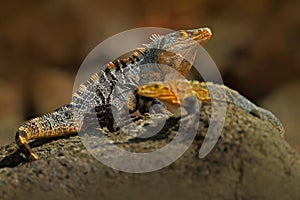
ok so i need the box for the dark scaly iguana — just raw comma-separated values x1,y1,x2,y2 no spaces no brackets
15,27,212,160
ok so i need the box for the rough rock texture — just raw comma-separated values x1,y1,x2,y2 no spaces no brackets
0,104,299,200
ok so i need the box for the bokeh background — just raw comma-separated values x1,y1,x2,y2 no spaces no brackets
0,0,299,151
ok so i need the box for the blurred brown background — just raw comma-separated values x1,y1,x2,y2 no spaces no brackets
0,0,299,151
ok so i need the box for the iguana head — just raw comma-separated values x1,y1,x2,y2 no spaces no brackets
137,80,199,116
137,81,180,105
147,27,212,75
137,79,213,117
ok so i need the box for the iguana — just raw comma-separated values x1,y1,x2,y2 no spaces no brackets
15,27,212,160
137,79,285,136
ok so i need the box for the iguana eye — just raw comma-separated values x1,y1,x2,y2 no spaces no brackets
153,84,159,89
180,30,189,38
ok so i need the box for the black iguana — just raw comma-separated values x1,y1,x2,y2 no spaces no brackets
15,27,212,160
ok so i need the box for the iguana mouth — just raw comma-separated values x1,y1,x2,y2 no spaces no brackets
193,27,212,43
137,90,156,97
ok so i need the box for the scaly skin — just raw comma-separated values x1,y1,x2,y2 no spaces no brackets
137,80,285,136
16,27,212,160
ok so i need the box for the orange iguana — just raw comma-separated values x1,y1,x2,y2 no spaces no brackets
137,79,285,136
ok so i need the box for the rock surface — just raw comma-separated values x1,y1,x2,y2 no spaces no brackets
0,104,299,200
